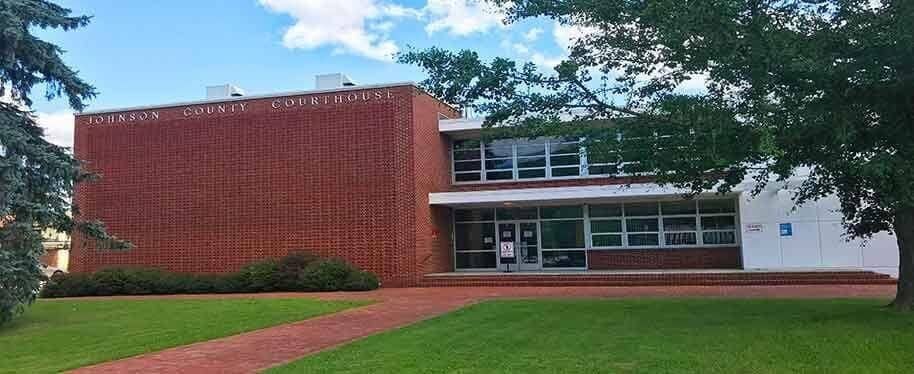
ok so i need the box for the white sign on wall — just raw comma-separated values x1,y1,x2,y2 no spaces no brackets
746,224,764,233
500,242,516,258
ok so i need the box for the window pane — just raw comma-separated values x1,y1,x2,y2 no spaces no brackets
625,202,659,216
628,233,659,246
455,223,495,250
589,204,622,218
549,142,579,154
626,218,659,232
456,252,496,269
454,139,481,149
516,143,546,157
453,150,480,161
454,161,481,172
701,216,736,230
517,157,546,168
661,200,696,215
541,221,585,249
540,206,584,219
455,172,481,182
518,169,546,179
663,217,697,231
542,250,586,268
484,145,513,159
665,232,697,246
703,231,737,244
486,171,513,180
485,159,513,170
454,209,494,222
550,154,580,166
592,234,623,247
700,199,736,214
496,207,538,220
591,219,622,233
551,167,580,177
588,164,618,175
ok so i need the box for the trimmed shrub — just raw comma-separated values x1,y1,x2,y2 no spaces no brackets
234,259,280,292
39,253,380,298
298,259,355,291
341,270,380,291
277,252,319,291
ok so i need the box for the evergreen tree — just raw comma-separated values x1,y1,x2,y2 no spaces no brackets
0,0,125,325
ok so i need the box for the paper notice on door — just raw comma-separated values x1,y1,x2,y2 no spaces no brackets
484,237,493,244
502,231,512,238
523,230,534,238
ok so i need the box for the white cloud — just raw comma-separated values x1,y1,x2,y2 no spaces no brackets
552,21,597,53
36,111,74,149
424,0,507,36
258,0,414,62
522,27,543,42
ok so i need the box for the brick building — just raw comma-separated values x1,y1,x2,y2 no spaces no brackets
71,75,899,286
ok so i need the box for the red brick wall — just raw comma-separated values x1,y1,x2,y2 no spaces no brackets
587,247,742,269
71,85,454,287
410,91,459,280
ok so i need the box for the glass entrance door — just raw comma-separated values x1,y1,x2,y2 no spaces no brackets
498,222,541,271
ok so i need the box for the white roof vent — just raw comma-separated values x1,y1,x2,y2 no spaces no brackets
206,84,245,99
315,73,356,90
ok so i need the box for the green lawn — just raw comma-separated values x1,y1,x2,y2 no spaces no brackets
272,299,914,374
0,298,367,374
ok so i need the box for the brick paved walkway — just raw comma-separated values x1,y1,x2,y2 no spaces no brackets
68,285,895,374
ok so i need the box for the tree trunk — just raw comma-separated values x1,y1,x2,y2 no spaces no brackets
890,208,914,311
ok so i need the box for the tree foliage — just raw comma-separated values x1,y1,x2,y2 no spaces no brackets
0,0,125,325
400,0,914,310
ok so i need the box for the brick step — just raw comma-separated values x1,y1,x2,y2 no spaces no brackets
419,271,896,287
423,272,891,281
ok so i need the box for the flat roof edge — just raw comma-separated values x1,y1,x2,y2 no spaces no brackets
79,81,419,116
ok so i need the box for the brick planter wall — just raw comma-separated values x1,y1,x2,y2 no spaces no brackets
587,247,742,269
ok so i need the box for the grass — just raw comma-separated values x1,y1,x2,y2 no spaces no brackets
271,298,914,374
0,298,367,374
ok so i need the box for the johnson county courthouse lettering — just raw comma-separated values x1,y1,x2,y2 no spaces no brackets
70,77,900,287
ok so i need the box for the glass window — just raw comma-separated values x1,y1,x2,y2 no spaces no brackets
628,233,659,246
588,164,618,176
700,199,736,214
701,216,736,230
551,167,580,177
626,218,659,232
625,202,659,216
661,200,696,215
456,252,496,269
518,169,545,179
592,234,623,247
665,232,697,245
454,223,496,251
589,204,622,218
540,206,584,219
496,207,538,220
454,161,482,172
542,250,586,268
663,217,697,231
455,173,481,182
486,170,513,180
541,221,585,249
703,231,737,244
454,209,494,222
591,220,623,233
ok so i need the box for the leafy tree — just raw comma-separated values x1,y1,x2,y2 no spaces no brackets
0,0,126,325
400,0,914,310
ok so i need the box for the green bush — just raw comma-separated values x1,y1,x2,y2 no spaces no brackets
234,259,280,292
298,259,356,291
39,253,380,298
277,252,319,291
341,270,380,291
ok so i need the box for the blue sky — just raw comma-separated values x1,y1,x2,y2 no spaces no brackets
33,0,589,147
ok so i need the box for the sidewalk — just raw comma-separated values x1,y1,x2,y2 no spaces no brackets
68,285,896,373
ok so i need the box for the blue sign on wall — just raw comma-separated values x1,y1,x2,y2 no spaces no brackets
779,223,793,237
